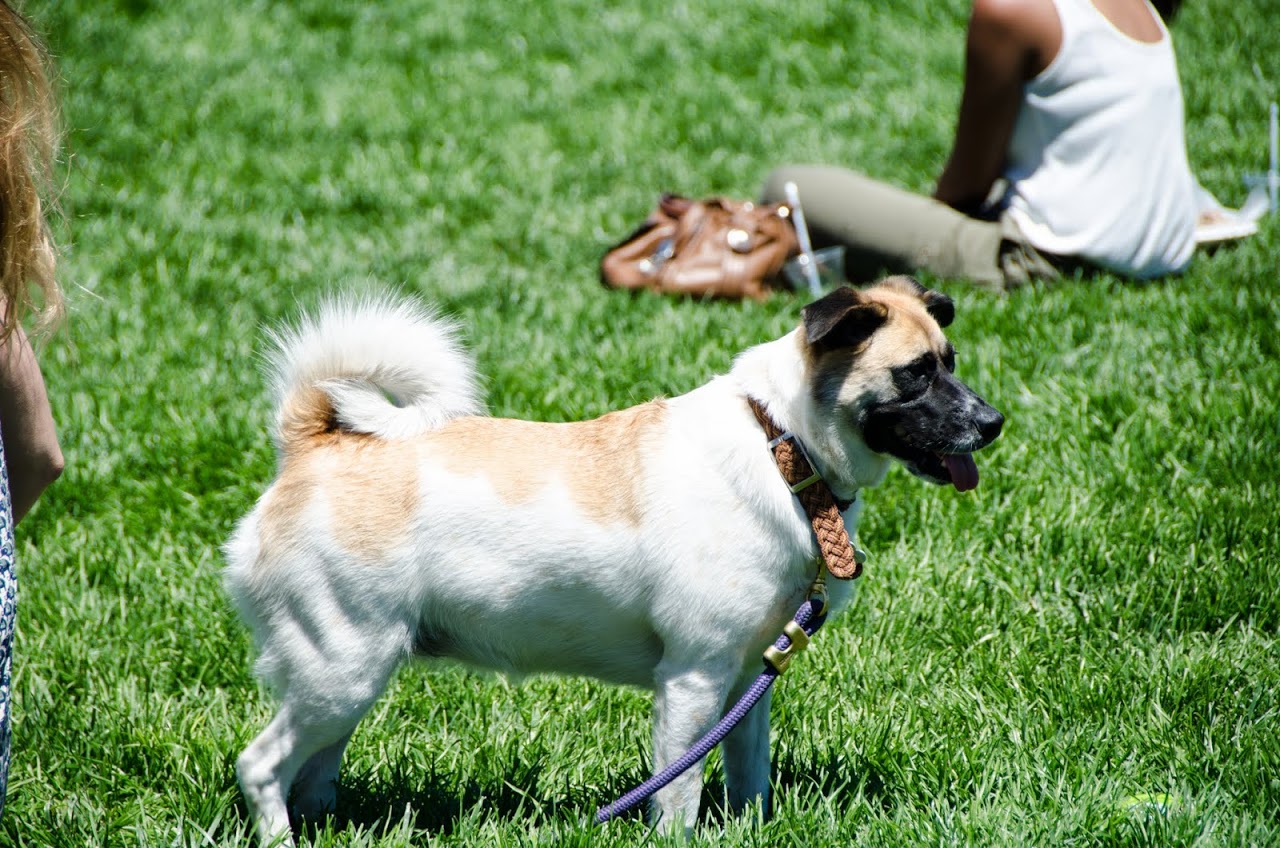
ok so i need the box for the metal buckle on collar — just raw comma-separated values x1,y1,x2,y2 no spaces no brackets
767,431,823,494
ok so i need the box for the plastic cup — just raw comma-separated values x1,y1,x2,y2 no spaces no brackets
784,245,846,293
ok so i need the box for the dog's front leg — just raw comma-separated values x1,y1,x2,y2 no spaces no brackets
650,662,735,835
721,680,772,819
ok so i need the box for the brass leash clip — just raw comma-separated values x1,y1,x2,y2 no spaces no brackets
809,570,830,618
762,547,866,675
763,621,811,674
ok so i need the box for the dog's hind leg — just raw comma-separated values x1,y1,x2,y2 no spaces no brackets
239,701,380,845
237,703,332,846
290,730,353,822
721,681,772,819
237,643,404,846
649,660,737,835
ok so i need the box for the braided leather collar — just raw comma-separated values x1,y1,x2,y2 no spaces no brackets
747,397,863,580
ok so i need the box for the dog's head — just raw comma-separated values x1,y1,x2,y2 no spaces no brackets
800,277,1003,492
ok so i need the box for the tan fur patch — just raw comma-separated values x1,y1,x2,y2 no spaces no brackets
260,434,422,561
800,280,950,405
258,400,668,561
432,400,668,525
860,287,948,368
832,280,948,373
275,385,335,450
324,437,421,556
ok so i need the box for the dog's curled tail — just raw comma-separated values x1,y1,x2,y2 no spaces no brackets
265,295,482,452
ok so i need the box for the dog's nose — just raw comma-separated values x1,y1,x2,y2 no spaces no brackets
978,409,1004,443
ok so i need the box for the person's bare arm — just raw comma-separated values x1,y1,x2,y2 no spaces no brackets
934,0,1060,214
1,322,63,523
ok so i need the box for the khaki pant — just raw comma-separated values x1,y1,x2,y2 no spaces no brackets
761,165,1062,291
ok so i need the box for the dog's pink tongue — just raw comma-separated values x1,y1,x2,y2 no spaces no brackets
943,453,979,492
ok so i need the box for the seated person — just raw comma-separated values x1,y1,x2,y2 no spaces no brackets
763,0,1196,289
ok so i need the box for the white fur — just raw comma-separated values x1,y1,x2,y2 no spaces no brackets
225,300,881,846
264,295,483,442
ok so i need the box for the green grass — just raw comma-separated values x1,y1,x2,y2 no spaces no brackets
6,0,1279,844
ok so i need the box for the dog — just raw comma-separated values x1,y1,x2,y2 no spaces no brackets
224,276,1003,844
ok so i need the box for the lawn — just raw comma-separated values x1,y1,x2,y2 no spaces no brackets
6,0,1278,845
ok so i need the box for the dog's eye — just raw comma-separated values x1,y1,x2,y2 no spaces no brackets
893,356,936,397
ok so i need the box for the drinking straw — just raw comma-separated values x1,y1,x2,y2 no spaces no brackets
784,181,823,297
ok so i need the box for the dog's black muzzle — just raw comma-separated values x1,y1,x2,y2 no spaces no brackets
862,372,1003,488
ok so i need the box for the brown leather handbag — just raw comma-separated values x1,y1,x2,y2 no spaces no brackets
600,194,800,301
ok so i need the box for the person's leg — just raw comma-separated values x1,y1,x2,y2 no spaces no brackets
763,165,1048,290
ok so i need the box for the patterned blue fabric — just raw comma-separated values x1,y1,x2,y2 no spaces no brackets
0,425,14,817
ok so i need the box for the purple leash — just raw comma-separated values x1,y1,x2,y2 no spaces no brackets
594,594,828,824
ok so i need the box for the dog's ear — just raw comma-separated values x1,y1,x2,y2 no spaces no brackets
878,275,955,328
922,289,955,328
802,286,889,353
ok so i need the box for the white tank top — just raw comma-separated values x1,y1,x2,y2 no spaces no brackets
1001,0,1196,277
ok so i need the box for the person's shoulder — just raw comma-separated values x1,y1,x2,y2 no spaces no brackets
969,0,1061,75
970,0,1058,39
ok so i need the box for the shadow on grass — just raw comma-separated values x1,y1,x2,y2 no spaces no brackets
285,758,608,841
285,754,893,840
772,748,892,812
231,741,898,841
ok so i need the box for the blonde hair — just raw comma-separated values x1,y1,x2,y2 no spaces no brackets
0,0,61,343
